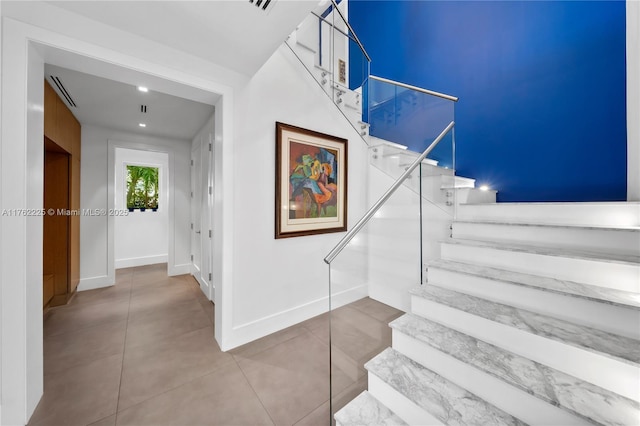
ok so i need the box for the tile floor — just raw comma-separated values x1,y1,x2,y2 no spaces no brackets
30,264,402,426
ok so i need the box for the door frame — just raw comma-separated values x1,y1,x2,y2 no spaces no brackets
0,15,235,424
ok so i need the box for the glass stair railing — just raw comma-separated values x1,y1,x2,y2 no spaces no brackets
367,76,460,218
284,3,473,424
325,121,456,424
285,0,370,137
322,74,459,425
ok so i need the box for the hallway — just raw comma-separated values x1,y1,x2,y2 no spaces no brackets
30,264,400,425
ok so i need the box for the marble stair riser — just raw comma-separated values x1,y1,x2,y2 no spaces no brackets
392,330,590,426
452,222,640,257
456,202,640,228
368,373,445,426
440,242,640,292
428,267,640,339
411,296,640,402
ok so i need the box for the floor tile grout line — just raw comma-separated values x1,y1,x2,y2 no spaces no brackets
293,397,332,426
43,316,130,341
234,357,278,426
112,266,223,418
230,327,308,361
113,359,238,418
114,269,135,425
122,323,213,353
42,322,129,379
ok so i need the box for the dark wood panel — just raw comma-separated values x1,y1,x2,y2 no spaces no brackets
54,96,74,154
43,79,82,306
44,81,58,143
43,274,54,308
43,148,70,307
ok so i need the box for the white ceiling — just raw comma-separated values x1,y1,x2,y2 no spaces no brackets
47,0,319,76
39,0,324,140
45,64,215,141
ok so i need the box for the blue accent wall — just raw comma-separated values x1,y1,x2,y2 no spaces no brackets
349,0,627,202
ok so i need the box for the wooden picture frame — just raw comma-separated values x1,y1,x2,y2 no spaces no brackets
275,122,348,239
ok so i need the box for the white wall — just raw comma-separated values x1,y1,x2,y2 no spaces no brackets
628,0,639,201
1,25,46,423
225,44,370,349
80,125,191,290
114,148,169,269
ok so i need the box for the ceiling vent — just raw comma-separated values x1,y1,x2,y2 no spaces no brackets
249,0,275,12
49,76,77,108
140,105,148,113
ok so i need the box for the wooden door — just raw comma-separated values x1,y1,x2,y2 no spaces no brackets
43,141,70,308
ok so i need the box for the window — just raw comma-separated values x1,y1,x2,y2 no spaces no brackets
126,165,159,210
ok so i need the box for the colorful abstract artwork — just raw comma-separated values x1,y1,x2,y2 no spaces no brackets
289,142,338,219
275,122,348,238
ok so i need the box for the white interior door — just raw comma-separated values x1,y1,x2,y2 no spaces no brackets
199,133,214,302
190,140,202,280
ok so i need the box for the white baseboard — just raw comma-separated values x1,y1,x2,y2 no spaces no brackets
224,284,368,350
115,254,167,269
169,263,190,276
77,275,114,291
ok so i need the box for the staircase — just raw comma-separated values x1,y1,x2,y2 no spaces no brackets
283,5,640,424
336,202,640,426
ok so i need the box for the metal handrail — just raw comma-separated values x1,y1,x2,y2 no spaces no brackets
328,0,372,63
311,12,351,40
370,75,459,102
324,121,455,264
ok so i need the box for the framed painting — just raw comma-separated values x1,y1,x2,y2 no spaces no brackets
275,122,348,239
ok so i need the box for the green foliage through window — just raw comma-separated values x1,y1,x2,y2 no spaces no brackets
126,165,159,210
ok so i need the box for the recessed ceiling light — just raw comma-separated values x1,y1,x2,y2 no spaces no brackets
137,86,148,93
139,123,146,128
479,185,490,191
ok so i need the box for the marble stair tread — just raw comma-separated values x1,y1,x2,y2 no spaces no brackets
427,259,640,309
410,285,640,366
443,238,640,265
334,391,407,426
366,348,527,426
391,313,640,426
